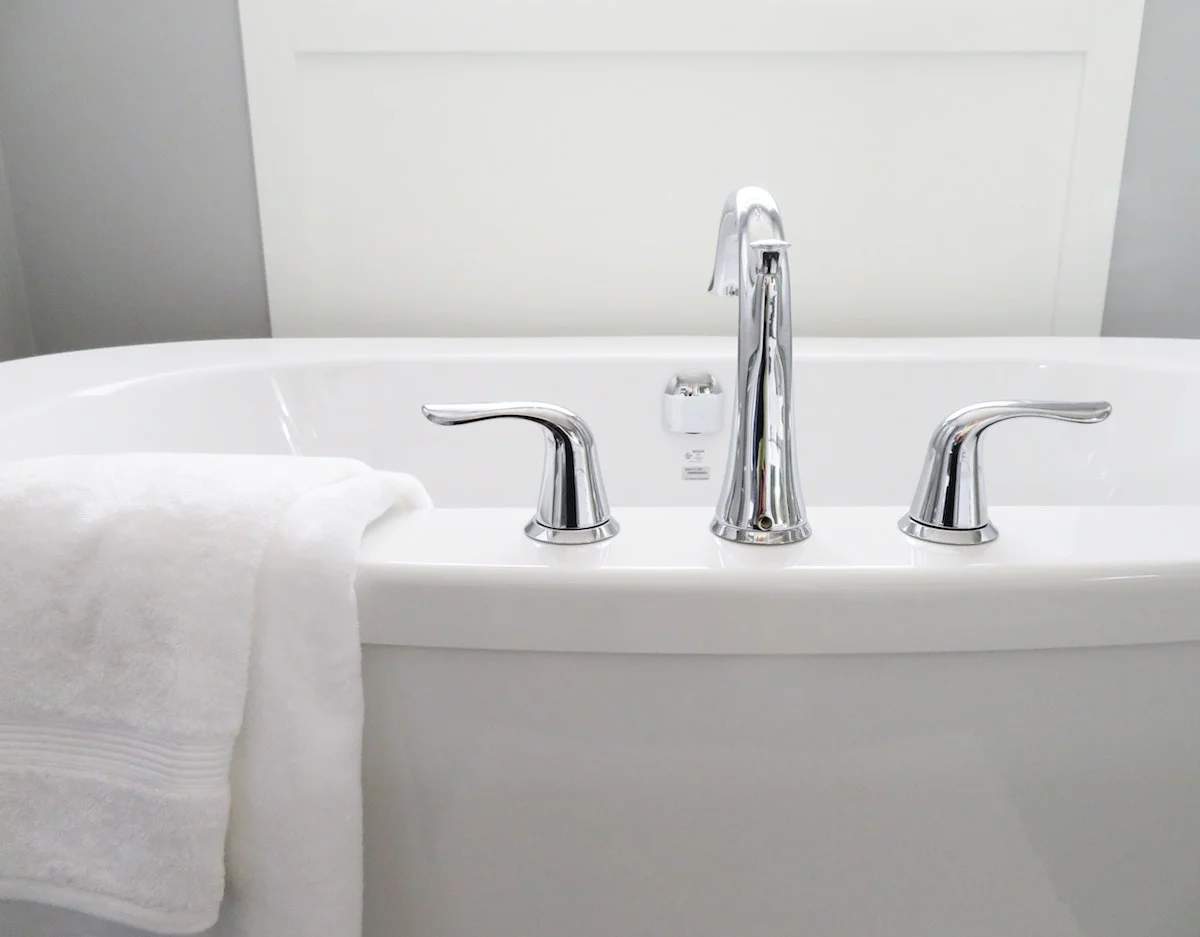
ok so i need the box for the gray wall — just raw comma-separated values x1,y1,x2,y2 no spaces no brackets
1104,0,1200,336
0,0,1192,351
0,1,269,355
0,134,36,360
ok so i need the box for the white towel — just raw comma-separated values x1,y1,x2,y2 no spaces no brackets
0,453,430,936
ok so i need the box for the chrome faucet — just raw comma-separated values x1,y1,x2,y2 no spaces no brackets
708,187,811,545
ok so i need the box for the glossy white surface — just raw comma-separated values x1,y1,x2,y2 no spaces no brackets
3,336,1200,937
0,334,1196,511
363,642,1200,937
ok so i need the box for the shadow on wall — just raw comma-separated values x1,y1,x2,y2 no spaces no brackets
1103,0,1200,337
0,0,269,356
0,129,35,360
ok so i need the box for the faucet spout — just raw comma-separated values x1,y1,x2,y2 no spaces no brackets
709,187,786,297
709,187,811,545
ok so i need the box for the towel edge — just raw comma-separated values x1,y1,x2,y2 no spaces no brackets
0,879,219,935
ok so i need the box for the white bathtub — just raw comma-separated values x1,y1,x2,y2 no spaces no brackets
3,336,1200,937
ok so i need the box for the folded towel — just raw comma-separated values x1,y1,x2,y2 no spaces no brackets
0,453,430,936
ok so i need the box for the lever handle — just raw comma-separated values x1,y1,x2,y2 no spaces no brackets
422,402,619,544
899,400,1111,545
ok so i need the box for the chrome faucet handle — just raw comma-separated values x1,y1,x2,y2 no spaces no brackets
421,402,619,545
899,400,1112,545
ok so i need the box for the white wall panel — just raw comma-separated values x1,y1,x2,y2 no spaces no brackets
240,0,1145,337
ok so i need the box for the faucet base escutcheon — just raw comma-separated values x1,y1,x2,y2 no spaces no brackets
710,516,813,546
